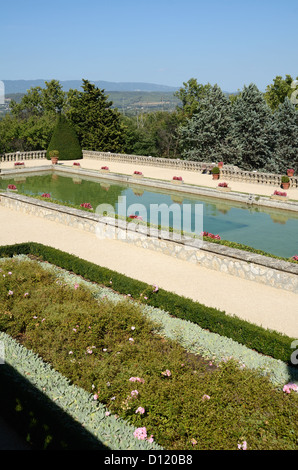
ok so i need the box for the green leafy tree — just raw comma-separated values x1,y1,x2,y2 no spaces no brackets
10,80,66,119
0,114,25,153
178,84,239,163
264,75,298,111
0,113,55,153
66,79,126,152
174,78,211,120
273,97,298,172
41,80,66,114
47,114,82,160
1,80,66,152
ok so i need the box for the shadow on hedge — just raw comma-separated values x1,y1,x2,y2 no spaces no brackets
0,363,110,450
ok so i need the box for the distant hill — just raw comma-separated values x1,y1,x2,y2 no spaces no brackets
2,79,180,94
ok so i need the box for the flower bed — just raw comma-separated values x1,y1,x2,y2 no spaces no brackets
0,255,297,450
41,193,51,198
133,171,143,178
271,190,288,200
172,176,183,183
217,182,231,191
80,202,93,210
202,231,221,240
7,184,17,191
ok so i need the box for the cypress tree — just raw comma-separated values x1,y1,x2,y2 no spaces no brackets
46,114,82,160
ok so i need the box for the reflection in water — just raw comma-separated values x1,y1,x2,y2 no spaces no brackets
1,172,298,258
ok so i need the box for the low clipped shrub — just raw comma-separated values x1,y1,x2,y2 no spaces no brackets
46,114,82,161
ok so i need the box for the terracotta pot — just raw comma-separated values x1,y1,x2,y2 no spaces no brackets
281,182,290,189
212,174,220,180
287,170,294,176
51,157,59,165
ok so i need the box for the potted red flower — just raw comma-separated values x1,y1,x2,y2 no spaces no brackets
287,168,295,177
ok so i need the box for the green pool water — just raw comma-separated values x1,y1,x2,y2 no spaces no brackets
1,171,298,259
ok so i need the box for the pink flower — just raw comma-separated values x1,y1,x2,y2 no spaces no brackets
129,377,145,383
74,283,79,289
202,394,210,401
133,427,147,440
161,369,171,377
135,407,145,414
283,383,298,394
153,285,159,292
238,441,247,450
131,390,139,398
93,394,99,400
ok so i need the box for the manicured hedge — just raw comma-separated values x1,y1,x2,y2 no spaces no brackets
46,114,82,160
0,242,295,366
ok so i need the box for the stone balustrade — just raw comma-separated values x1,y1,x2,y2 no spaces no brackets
1,149,297,188
0,150,47,162
82,150,298,188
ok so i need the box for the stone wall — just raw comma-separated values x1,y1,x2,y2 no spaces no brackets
1,192,297,294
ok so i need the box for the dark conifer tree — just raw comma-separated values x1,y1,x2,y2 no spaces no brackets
66,79,125,153
229,84,277,171
274,97,298,173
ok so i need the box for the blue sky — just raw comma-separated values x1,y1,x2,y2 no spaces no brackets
1,0,297,92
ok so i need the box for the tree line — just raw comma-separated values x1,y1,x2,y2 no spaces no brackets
0,75,297,173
